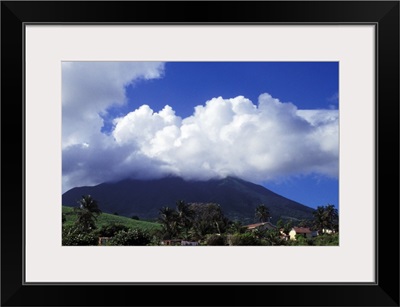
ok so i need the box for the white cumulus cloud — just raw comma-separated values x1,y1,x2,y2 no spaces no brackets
108,94,337,184
62,61,165,148
62,63,338,193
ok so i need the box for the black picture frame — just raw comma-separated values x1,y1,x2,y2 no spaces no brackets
1,1,399,306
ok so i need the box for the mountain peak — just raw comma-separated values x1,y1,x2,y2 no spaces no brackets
62,176,314,223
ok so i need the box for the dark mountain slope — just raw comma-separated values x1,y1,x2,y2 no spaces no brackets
62,176,314,223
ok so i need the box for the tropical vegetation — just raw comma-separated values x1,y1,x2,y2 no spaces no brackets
62,195,339,246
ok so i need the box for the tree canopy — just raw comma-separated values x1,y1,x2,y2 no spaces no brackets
74,195,102,232
312,204,338,233
255,204,271,223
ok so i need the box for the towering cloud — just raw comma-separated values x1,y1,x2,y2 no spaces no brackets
62,62,338,193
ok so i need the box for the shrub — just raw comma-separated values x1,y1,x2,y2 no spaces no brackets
229,232,261,246
62,225,98,246
261,229,287,246
95,223,129,237
109,228,151,246
287,234,312,246
313,233,339,246
205,234,226,246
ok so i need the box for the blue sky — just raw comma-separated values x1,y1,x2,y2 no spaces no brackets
62,62,339,209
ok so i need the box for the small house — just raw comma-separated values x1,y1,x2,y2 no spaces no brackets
161,239,183,246
161,239,199,246
289,227,316,240
244,222,277,231
181,240,199,246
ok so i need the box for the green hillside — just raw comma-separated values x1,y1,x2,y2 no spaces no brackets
62,206,161,232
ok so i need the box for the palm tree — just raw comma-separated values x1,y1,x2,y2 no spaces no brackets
324,204,339,231
312,204,338,233
176,200,194,226
312,206,326,233
228,220,245,234
74,195,102,232
175,200,194,238
158,206,179,239
189,203,229,238
255,204,271,223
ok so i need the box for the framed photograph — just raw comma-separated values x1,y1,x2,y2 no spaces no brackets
1,1,399,306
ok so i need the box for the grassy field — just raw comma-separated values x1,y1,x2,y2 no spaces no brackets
62,206,162,232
